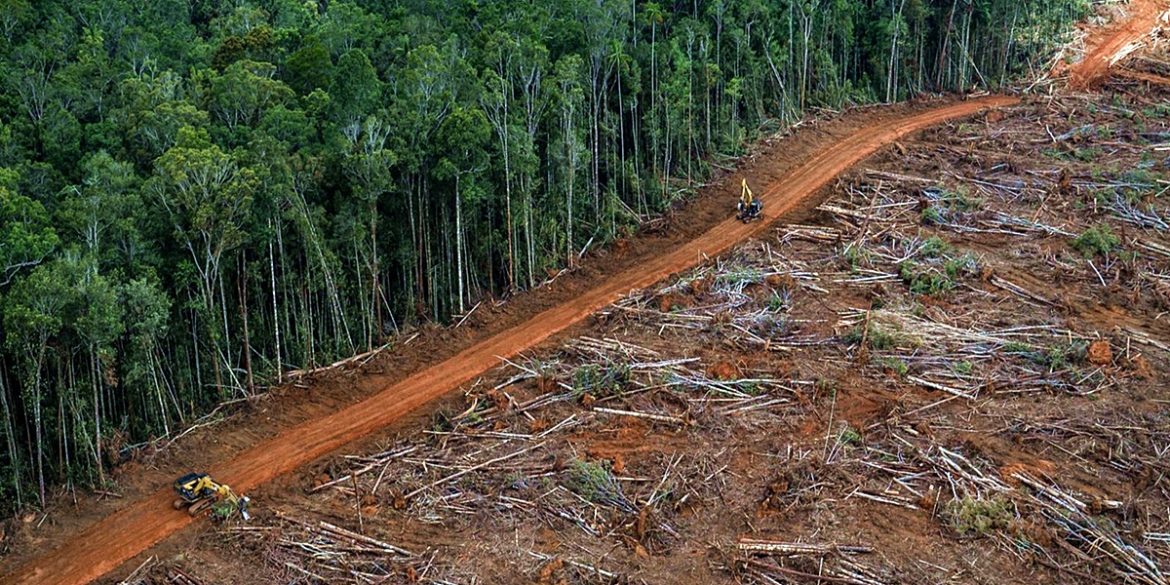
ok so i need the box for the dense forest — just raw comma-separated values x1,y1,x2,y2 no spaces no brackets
0,0,1088,508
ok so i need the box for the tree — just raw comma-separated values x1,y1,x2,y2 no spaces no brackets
343,116,396,346
0,173,59,287
329,49,381,126
436,106,490,313
553,55,586,268
284,38,335,95
149,127,256,399
3,261,68,504
204,60,296,134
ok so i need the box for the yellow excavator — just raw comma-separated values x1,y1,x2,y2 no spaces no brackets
172,473,251,521
737,178,763,223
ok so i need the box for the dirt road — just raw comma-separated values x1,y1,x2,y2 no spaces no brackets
3,95,1018,585
1067,0,1168,88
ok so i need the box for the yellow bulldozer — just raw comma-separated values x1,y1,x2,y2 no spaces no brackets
172,473,251,521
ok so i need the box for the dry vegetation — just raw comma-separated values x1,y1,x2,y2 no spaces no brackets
115,44,1170,585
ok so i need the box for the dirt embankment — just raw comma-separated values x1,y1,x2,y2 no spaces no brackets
2,96,1016,585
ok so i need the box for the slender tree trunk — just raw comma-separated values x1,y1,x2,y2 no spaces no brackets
238,253,254,395
268,229,281,384
0,362,23,506
90,347,104,484
32,344,46,505
454,174,465,313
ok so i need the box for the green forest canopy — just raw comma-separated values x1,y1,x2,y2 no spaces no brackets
0,0,1088,508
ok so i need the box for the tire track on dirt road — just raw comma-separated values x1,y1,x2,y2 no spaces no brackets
4,95,1017,585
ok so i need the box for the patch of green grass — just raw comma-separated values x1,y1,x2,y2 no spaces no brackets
572,360,631,396
1003,341,1087,371
1071,225,1120,257
952,360,974,376
839,425,863,446
944,253,980,280
879,357,910,378
767,292,788,312
900,261,956,296
843,244,874,271
921,206,945,226
946,496,1014,537
845,323,903,350
565,459,628,507
921,236,954,259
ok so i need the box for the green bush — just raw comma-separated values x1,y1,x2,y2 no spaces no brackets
921,236,953,258
839,426,863,446
952,360,974,376
921,206,944,225
1071,225,1120,257
565,459,631,510
572,361,630,396
845,323,903,350
879,357,910,378
900,261,955,296
946,497,1014,537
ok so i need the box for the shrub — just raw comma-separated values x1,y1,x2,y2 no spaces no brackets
1071,225,1120,257
845,323,902,350
839,426,863,446
572,360,630,396
952,360,974,376
565,459,630,510
921,206,944,225
900,261,955,296
946,497,1014,537
879,357,909,378
921,236,953,258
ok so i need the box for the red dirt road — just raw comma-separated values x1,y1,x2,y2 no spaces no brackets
1066,0,1168,88
3,95,1018,585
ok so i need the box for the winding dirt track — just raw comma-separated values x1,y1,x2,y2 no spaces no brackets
1067,0,1168,88
4,94,1018,585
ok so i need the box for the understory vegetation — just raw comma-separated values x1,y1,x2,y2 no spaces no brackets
0,0,1090,508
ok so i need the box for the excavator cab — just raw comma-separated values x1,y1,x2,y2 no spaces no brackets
174,473,217,502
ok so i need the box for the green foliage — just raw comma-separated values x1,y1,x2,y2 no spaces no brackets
946,496,1014,537
900,261,955,296
899,237,979,296
572,361,631,396
920,206,944,225
1003,340,1086,371
839,426,863,446
0,179,59,286
879,357,909,378
1071,225,1120,257
564,459,629,510
952,361,974,376
845,323,902,351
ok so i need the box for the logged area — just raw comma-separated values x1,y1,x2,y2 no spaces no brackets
149,49,1169,585
1064,0,1169,87
3,96,1014,585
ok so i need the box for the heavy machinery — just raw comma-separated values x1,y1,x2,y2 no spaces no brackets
172,473,251,521
737,178,762,223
